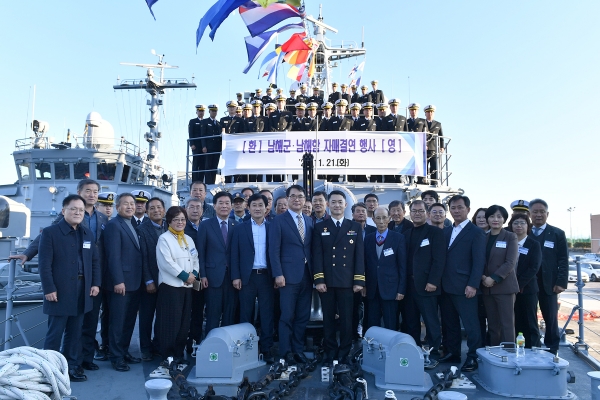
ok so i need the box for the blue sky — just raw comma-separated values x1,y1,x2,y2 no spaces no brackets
1,0,599,238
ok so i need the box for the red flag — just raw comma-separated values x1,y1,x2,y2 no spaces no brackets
281,32,310,52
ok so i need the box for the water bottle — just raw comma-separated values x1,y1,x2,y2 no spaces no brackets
516,332,525,357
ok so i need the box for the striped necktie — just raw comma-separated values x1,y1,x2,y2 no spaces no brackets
297,215,305,243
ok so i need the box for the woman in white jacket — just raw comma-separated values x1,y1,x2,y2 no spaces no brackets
156,206,199,364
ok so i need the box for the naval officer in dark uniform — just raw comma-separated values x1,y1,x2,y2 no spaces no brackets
387,99,408,131
188,105,206,182
40,194,101,382
424,104,444,183
407,103,427,132
327,82,341,104
313,190,364,364
309,87,323,105
369,80,385,105
199,104,221,185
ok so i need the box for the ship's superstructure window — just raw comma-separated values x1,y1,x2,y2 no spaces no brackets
55,163,70,180
121,165,131,183
34,163,51,180
97,162,116,181
74,162,90,180
18,163,31,181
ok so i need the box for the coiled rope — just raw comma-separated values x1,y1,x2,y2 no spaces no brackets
0,347,71,400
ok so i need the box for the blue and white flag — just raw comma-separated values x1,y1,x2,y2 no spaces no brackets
243,22,304,74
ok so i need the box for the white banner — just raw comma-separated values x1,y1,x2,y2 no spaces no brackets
219,131,426,176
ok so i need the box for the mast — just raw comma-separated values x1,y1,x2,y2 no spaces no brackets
113,50,196,167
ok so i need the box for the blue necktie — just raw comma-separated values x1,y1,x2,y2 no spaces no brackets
533,227,541,236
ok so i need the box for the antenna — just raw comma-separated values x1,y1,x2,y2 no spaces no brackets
305,15,338,34
362,27,364,48
408,76,411,103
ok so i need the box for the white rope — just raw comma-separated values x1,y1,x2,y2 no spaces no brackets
0,347,71,400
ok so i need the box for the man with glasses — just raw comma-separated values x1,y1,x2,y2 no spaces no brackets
269,185,313,364
404,200,446,369
364,207,406,330
529,199,568,355
136,197,167,361
190,181,216,219
439,195,485,373
313,190,364,365
422,190,452,227
39,194,101,382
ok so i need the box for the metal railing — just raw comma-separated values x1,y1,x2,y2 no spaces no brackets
0,255,45,350
558,256,600,368
185,132,452,188
15,136,147,158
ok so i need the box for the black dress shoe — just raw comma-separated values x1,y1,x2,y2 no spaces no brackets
141,352,154,362
124,353,141,364
438,353,461,363
69,368,87,382
284,352,296,366
461,358,478,372
81,361,99,371
111,360,130,372
294,352,309,364
94,345,109,361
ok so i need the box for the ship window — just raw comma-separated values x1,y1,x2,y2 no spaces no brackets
97,162,116,181
121,165,131,183
136,170,145,183
18,163,31,181
34,163,51,180
55,163,70,180
74,162,90,180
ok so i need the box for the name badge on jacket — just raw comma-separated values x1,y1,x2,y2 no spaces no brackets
383,248,394,257
190,248,197,256
518,247,529,255
496,241,507,248
322,232,331,236
420,238,430,247
83,241,91,249
544,241,554,248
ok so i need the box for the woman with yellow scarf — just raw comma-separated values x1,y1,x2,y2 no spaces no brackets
156,206,199,365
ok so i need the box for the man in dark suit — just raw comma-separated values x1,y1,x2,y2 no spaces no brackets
388,201,414,234
387,99,408,132
329,100,352,131
198,192,237,335
103,193,143,372
439,195,485,372
290,103,307,131
309,87,323,105
350,84,360,104
231,193,275,363
286,89,297,114
189,105,206,182
327,82,341,104
184,197,205,352
313,190,364,364
369,80,385,105
405,200,446,367
39,194,101,382
529,199,568,354
136,197,166,361
200,104,222,184
358,85,372,104
269,96,291,132
424,105,444,183
269,185,313,363
340,84,352,105
364,207,407,330
407,103,427,132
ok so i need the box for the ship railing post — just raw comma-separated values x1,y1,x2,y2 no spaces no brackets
576,256,586,349
4,252,17,350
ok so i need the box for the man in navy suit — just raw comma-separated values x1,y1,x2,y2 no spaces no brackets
439,195,486,372
199,191,237,335
364,207,407,330
231,193,274,363
39,194,101,382
185,197,206,352
313,190,365,364
269,185,313,363
104,193,143,371
529,199,569,355
136,197,167,361
404,200,446,367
